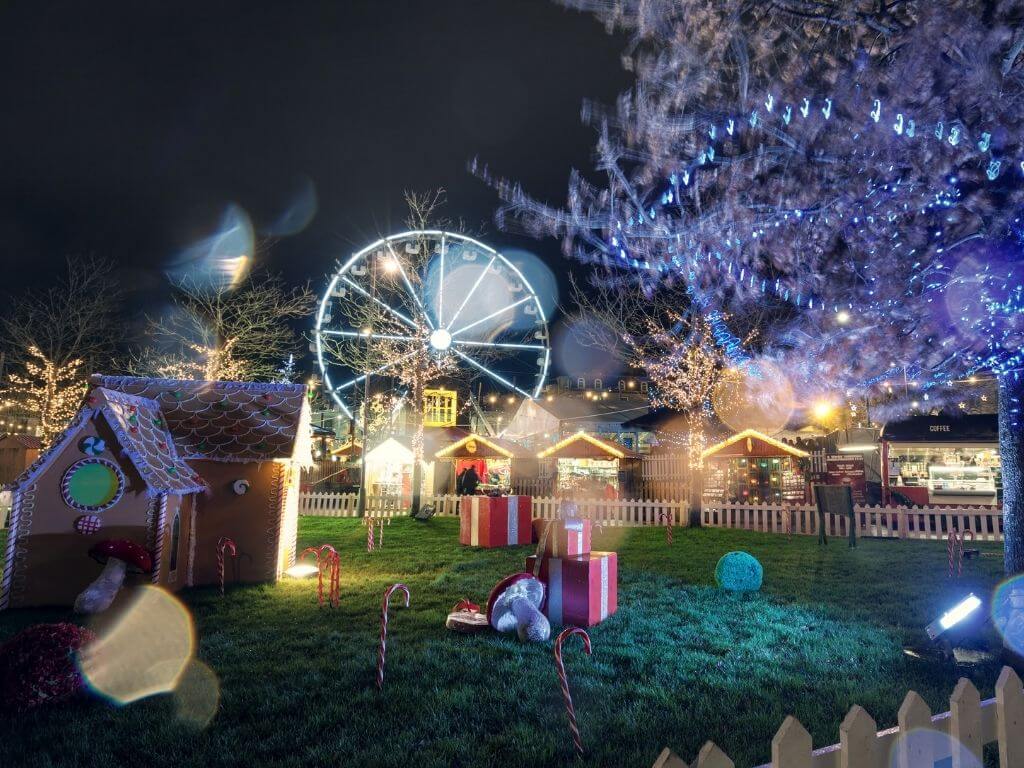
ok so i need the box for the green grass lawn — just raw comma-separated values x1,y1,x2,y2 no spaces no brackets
0,520,1011,768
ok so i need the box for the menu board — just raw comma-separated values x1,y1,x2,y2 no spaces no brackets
826,455,866,504
781,469,805,502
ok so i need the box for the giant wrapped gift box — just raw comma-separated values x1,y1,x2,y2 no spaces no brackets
525,552,618,627
459,496,532,548
536,518,592,558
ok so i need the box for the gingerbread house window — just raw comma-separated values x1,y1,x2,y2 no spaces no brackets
60,458,125,513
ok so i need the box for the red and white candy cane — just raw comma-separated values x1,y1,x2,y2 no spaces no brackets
658,511,674,545
317,544,340,608
377,583,410,690
958,530,975,577
367,518,376,552
376,518,387,548
553,626,593,758
948,531,974,578
216,537,236,597
299,546,326,606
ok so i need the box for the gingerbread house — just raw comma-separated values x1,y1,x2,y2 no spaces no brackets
0,375,312,610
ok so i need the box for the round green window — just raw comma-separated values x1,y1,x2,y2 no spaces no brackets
61,458,125,512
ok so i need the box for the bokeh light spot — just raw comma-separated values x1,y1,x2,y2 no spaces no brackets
991,574,1024,657
172,659,221,729
79,585,195,705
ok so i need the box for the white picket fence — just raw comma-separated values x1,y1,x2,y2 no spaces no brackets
299,492,684,526
654,667,1024,768
701,502,1005,541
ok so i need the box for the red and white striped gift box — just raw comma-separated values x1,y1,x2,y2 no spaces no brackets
525,552,618,627
459,496,533,548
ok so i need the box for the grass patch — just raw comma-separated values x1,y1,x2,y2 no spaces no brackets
0,519,1009,767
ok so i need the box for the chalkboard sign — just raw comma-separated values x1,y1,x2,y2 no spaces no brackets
813,485,855,546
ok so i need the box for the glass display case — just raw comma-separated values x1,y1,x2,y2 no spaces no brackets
927,465,997,498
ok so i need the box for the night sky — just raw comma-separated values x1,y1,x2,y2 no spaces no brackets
0,0,629,336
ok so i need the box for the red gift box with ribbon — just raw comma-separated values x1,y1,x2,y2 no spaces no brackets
459,496,532,547
537,518,591,558
525,552,618,627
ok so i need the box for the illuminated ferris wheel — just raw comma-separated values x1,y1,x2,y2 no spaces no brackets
314,230,551,417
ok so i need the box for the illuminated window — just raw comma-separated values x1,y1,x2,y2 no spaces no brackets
423,389,457,427
640,382,649,394
594,378,602,390
577,377,585,390
60,458,125,513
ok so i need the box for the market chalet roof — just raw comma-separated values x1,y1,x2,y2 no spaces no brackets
700,429,810,461
536,431,635,460
0,434,42,449
6,376,312,495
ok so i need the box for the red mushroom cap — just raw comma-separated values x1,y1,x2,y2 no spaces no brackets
486,572,543,627
88,540,153,573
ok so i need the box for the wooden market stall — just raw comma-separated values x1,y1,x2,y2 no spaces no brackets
433,432,532,495
536,431,637,498
700,428,810,504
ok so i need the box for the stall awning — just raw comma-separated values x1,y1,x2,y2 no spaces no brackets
537,431,633,460
881,414,998,443
434,433,531,460
700,429,810,461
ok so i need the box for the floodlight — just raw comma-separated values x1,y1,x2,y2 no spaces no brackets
926,594,982,641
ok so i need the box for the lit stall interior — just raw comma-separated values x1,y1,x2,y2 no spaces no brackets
700,429,810,504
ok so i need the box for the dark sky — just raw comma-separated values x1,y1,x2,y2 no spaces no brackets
0,0,630,330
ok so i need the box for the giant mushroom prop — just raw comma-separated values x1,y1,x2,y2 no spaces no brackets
487,573,550,642
74,540,153,614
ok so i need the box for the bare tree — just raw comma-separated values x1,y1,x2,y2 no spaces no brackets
133,272,314,381
1,256,124,444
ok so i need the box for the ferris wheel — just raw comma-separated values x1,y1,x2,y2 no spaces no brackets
314,230,551,417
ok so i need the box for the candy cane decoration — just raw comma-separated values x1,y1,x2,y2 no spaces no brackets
377,583,410,690
658,511,674,545
299,546,325,606
958,530,975,578
367,518,376,552
216,537,236,597
947,531,956,578
553,627,592,758
376,518,387,548
317,544,340,607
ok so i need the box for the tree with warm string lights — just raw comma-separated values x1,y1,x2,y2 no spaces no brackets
4,346,85,446
482,1,1024,574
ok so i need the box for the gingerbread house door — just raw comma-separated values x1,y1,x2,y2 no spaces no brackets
166,495,196,588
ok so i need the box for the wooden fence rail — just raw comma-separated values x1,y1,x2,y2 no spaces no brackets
701,502,1005,541
654,667,1024,768
299,492,685,526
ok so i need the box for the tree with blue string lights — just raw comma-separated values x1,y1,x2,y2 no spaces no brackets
480,0,1024,574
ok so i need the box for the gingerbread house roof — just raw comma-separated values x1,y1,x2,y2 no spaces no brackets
89,388,206,495
89,376,311,464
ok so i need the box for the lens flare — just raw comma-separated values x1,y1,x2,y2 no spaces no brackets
79,586,195,704
172,659,221,729
712,359,795,434
888,728,982,768
992,575,1024,656
554,319,624,380
167,203,254,290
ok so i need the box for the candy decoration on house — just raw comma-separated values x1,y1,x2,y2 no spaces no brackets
377,583,410,690
659,510,674,546
73,515,103,535
1,376,313,612
714,551,763,592
445,598,488,633
74,540,153,614
232,479,250,495
0,623,97,712
553,627,592,759
486,573,550,642
78,436,106,456
217,537,237,597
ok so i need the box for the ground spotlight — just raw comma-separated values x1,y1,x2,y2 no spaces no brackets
926,593,982,641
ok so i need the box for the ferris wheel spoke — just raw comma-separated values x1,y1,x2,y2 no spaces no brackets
437,234,446,328
341,276,418,329
450,296,531,338
453,339,547,351
321,329,419,343
332,350,419,392
385,240,434,330
452,348,534,399
446,255,496,330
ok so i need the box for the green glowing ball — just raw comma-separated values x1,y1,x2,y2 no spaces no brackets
714,551,763,592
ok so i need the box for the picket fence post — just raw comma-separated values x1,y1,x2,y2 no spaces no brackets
771,715,812,768
950,678,983,768
996,666,1024,768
